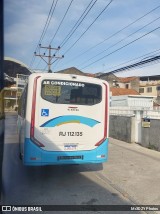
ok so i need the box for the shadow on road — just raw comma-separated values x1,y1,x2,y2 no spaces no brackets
2,113,142,214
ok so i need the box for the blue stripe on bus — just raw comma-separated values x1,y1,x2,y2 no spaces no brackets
40,115,100,128
23,138,108,166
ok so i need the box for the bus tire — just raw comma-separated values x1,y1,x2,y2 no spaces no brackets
18,129,22,160
19,152,22,160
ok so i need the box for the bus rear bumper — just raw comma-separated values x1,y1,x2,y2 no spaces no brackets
23,138,108,166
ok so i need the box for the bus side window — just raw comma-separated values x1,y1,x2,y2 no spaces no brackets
19,86,28,118
18,98,21,116
22,86,27,118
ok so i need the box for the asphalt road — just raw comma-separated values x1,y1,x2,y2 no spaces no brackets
2,112,160,213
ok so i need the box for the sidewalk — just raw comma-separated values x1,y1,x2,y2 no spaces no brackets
97,138,160,207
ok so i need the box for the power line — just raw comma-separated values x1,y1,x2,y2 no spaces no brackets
101,55,160,75
29,0,59,69
34,57,43,69
29,0,56,69
79,15,160,67
39,0,94,70
49,0,74,45
59,0,98,48
44,0,113,70
35,0,73,70
102,48,160,72
46,0,74,67
63,0,114,55
35,0,59,58
65,4,160,65
42,0,98,70
38,0,58,46
34,45,64,72
54,0,113,71
81,26,160,70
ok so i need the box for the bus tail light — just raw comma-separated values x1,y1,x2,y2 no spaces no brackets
30,76,45,148
30,157,36,160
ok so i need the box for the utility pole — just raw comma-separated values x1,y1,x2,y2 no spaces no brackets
34,44,64,72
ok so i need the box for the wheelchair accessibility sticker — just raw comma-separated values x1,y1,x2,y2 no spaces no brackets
41,109,49,116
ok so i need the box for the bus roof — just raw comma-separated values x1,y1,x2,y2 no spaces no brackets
29,72,108,84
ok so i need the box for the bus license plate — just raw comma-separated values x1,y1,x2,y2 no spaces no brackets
64,144,77,150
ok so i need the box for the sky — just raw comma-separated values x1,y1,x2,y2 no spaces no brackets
4,0,160,77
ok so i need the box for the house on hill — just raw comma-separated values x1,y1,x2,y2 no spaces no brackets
99,73,139,92
118,76,139,92
56,67,86,76
99,73,119,87
139,75,160,104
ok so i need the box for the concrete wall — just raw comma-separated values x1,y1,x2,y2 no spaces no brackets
141,119,160,151
130,77,140,92
109,114,160,151
109,115,135,143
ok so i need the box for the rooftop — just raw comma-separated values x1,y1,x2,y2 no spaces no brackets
118,76,138,83
110,87,140,96
56,67,85,76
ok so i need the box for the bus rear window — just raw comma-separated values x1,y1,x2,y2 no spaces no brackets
41,80,102,105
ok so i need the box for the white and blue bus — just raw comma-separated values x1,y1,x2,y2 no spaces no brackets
17,73,109,166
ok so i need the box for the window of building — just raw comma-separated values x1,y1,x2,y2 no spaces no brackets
157,86,160,91
125,84,129,89
139,88,144,93
147,87,152,93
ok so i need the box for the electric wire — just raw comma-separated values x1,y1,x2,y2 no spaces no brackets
42,0,98,70
39,0,58,46
81,26,160,70
59,0,98,48
102,48,160,72
54,0,113,70
65,4,160,66
79,15,160,67
36,0,74,71
29,0,55,69
63,0,113,55
103,55,160,75
49,0,74,45
29,0,59,69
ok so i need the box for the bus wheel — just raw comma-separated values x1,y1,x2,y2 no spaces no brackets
19,152,22,160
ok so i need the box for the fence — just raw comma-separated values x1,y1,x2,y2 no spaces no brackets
109,107,160,151
143,109,160,119
110,107,160,119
